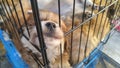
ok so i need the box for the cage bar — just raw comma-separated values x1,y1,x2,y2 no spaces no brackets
30,0,49,67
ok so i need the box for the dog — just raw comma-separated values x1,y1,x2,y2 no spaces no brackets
21,10,71,68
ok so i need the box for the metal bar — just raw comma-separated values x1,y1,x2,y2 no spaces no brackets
100,0,118,41
19,0,44,63
99,15,108,41
78,0,88,62
1,1,13,31
79,0,87,62
31,53,44,67
31,55,42,68
84,0,96,59
18,0,30,37
115,4,120,17
97,0,108,38
5,0,19,32
0,3,11,32
93,0,103,36
106,0,114,27
64,0,118,36
116,5,120,16
58,0,61,27
0,14,12,33
22,34,47,67
57,0,63,67
70,0,75,64
5,0,21,40
11,0,23,34
2,0,19,39
30,0,49,67
0,15,7,29
0,3,15,38
77,31,81,63
104,0,112,28
22,34,41,52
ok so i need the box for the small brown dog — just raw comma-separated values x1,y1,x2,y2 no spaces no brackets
21,10,71,68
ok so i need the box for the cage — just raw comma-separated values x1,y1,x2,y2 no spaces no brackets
0,0,120,68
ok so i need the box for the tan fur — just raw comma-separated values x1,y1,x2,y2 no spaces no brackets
64,10,110,65
3,0,31,28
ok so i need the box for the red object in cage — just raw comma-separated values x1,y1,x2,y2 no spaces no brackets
112,18,120,32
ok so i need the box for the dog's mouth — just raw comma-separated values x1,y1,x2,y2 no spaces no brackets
45,29,64,39
45,33,63,39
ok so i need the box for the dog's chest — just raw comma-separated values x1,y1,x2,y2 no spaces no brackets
44,37,64,62
44,37,61,47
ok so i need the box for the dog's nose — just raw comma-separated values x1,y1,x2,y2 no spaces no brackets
46,22,56,28
46,22,56,31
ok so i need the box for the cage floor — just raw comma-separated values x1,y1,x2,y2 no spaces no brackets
101,30,120,64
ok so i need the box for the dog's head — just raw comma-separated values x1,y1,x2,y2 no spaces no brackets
27,10,69,56
29,21,64,48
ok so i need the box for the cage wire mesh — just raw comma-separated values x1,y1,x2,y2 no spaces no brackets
0,0,120,68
